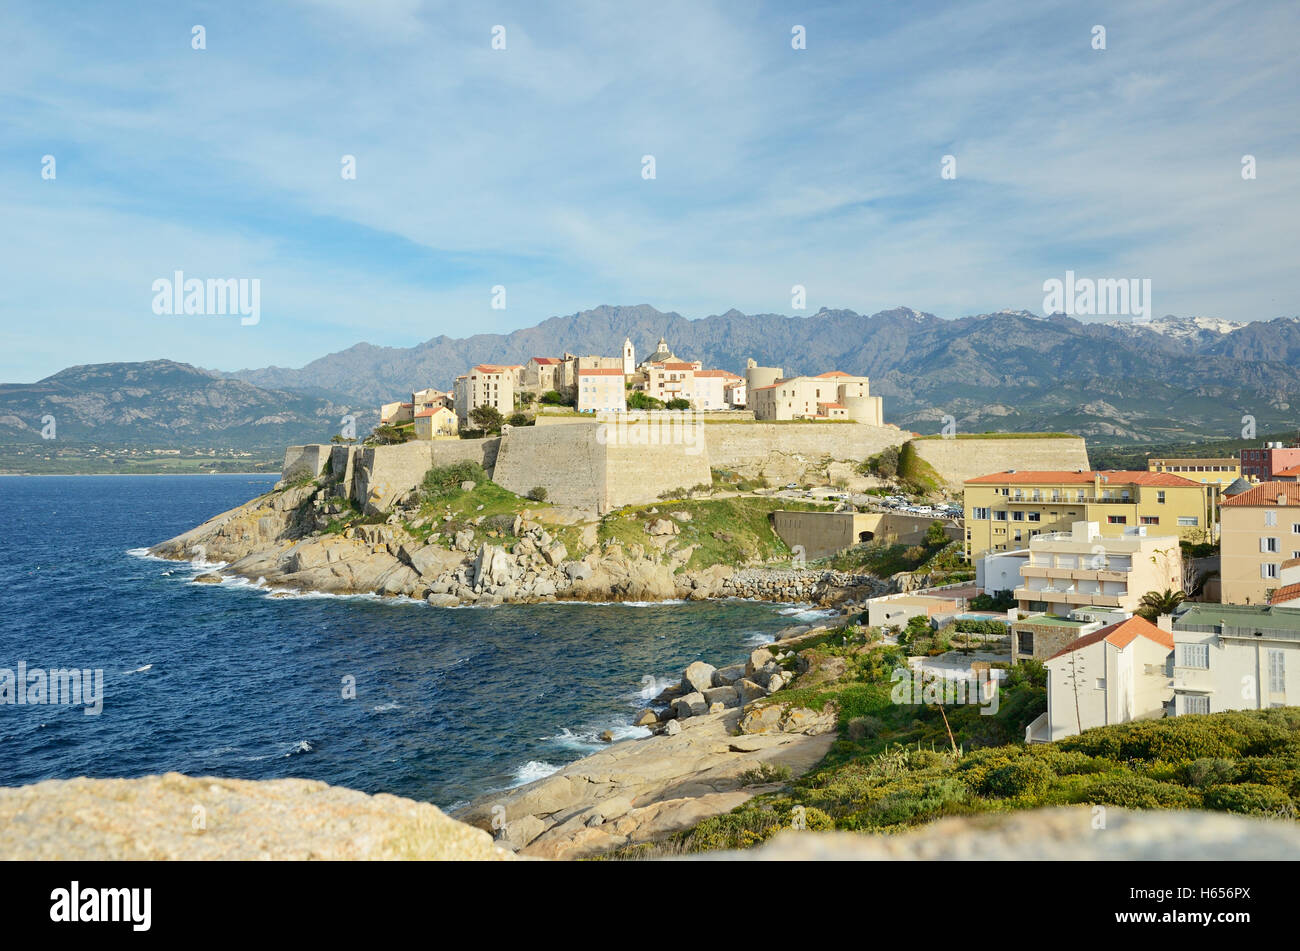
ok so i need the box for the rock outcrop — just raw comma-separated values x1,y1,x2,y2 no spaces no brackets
0,773,514,860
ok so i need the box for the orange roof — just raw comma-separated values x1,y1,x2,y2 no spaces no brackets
966,470,1202,487
472,364,506,373
753,383,779,391
1270,583,1300,604
1276,465,1300,477
1221,482,1300,507
819,402,846,409
815,371,854,378
694,369,735,378
530,357,561,365
1047,616,1174,662
578,367,625,376
661,362,696,371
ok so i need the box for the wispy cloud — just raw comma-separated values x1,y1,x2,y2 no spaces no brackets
0,0,1296,380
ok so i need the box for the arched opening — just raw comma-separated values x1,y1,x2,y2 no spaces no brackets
858,530,874,543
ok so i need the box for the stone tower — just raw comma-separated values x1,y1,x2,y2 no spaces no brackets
622,337,635,375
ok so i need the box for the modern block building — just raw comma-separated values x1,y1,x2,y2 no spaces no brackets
1169,603,1299,715
453,365,515,428
576,368,627,414
963,470,1212,560
1240,442,1300,481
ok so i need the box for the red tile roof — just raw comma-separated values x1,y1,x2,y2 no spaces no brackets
815,371,853,378
819,402,846,409
966,470,1203,487
578,367,625,376
661,362,696,371
1270,583,1300,605
1046,616,1173,662
529,357,561,365
694,369,735,378
1275,465,1300,478
473,365,506,373
1221,482,1300,507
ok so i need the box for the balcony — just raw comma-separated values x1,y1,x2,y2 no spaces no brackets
1014,587,1123,608
1021,564,1129,582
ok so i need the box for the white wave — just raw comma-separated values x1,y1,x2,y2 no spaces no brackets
618,599,686,607
510,760,560,785
285,740,314,756
122,664,153,675
777,606,837,622
545,724,650,753
743,630,776,646
371,702,401,712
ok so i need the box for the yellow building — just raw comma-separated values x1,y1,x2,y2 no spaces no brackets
963,470,1212,561
413,406,458,440
1219,482,1300,606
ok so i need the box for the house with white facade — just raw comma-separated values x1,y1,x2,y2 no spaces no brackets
576,368,627,414
1027,616,1174,742
1169,603,1300,716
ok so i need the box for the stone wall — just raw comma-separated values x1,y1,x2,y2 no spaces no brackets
772,510,956,559
281,445,331,483
492,424,606,510
706,422,910,480
909,436,1091,487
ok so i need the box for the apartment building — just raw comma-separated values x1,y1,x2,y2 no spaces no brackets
412,388,450,413
749,372,884,424
723,377,747,409
1169,603,1300,715
963,470,1211,560
453,365,515,427
1027,616,1174,742
1014,521,1183,617
1241,442,1300,480
691,370,740,410
576,368,627,414
379,401,413,426
1219,482,1300,605
643,362,701,404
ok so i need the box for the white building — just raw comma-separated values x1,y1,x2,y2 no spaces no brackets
1169,603,1300,716
977,549,1030,596
577,368,627,414
453,365,515,427
1028,616,1174,742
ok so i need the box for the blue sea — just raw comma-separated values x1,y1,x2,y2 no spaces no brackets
0,475,831,808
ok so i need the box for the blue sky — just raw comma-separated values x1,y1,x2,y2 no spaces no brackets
1,0,1297,381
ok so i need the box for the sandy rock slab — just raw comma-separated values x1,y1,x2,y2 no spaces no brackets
0,773,515,861
701,807,1300,861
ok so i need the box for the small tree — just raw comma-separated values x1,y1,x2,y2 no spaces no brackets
508,412,531,428
528,486,548,502
666,397,691,411
470,404,504,433
1136,588,1186,621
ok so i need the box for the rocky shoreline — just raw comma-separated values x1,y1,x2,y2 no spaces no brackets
454,621,850,858
149,478,893,609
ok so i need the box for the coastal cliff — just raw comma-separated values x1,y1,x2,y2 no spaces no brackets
147,470,891,608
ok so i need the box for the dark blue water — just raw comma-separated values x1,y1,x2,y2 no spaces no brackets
0,475,827,807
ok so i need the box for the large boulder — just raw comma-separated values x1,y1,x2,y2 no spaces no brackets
646,518,679,536
474,544,515,587
712,664,746,687
681,661,717,695
671,692,707,719
702,686,739,708
746,648,775,677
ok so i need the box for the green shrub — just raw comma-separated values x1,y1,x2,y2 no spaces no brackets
1202,783,1294,817
528,486,548,502
982,758,1052,798
1083,774,1202,809
1184,757,1238,789
847,716,885,741
420,460,488,501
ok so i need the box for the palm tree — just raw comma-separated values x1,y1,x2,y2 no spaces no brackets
1136,588,1186,621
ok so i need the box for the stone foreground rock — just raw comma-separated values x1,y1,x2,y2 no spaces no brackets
705,807,1300,861
0,773,515,861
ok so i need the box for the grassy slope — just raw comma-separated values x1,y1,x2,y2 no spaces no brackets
612,623,1300,857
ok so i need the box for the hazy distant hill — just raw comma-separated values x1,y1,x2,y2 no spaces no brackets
226,305,1300,444
0,360,365,448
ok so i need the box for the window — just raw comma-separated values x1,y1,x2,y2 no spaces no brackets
1141,516,1159,525
972,507,990,520
1293,524,1300,535
1095,678,1106,690
1157,490,1166,503
1263,563,1279,579
1013,529,1022,542
1266,510,1278,527
1184,695,1210,715
1027,512,1041,522
1017,631,1033,654
994,511,1008,521
1268,650,1286,694
1262,537,1280,553
1012,510,1024,521
1108,515,1127,524
1177,516,1198,526
1178,644,1209,668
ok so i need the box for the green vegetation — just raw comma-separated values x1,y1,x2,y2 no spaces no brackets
469,405,504,433
419,460,489,501
628,391,666,410
911,432,1077,440
365,423,413,445
970,590,1016,611
666,398,691,411
1136,587,1187,621
627,624,1300,855
528,486,548,502
825,531,966,578
539,390,574,407
597,496,834,572
857,442,944,495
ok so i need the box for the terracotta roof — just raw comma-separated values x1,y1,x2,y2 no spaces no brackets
529,357,561,365
661,362,696,371
816,371,854,378
753,383,779,391
472,365,506,373
1221,482,1300,507
819,402,846,409
694,370,735,378
578,368,625,376
966,470,1202,487
1046,616,1174,662
1270,583,1300,605
1276,465,1300,478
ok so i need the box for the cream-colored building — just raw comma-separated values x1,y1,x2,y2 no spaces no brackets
522,358,562,397
412,388,450,414
453,364,515,427
723,377,747,409
1170,604,1300,715
749,371,883,424
379,401,413,426
1028,616,1174,742
1219,482,1300,605
1015,521,1182,617
558,353,626,395
413,406,458,440
743,358,782,395
963,470,1212,560
577,368,626,414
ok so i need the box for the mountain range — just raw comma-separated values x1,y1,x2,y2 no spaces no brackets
3,305,1297,449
